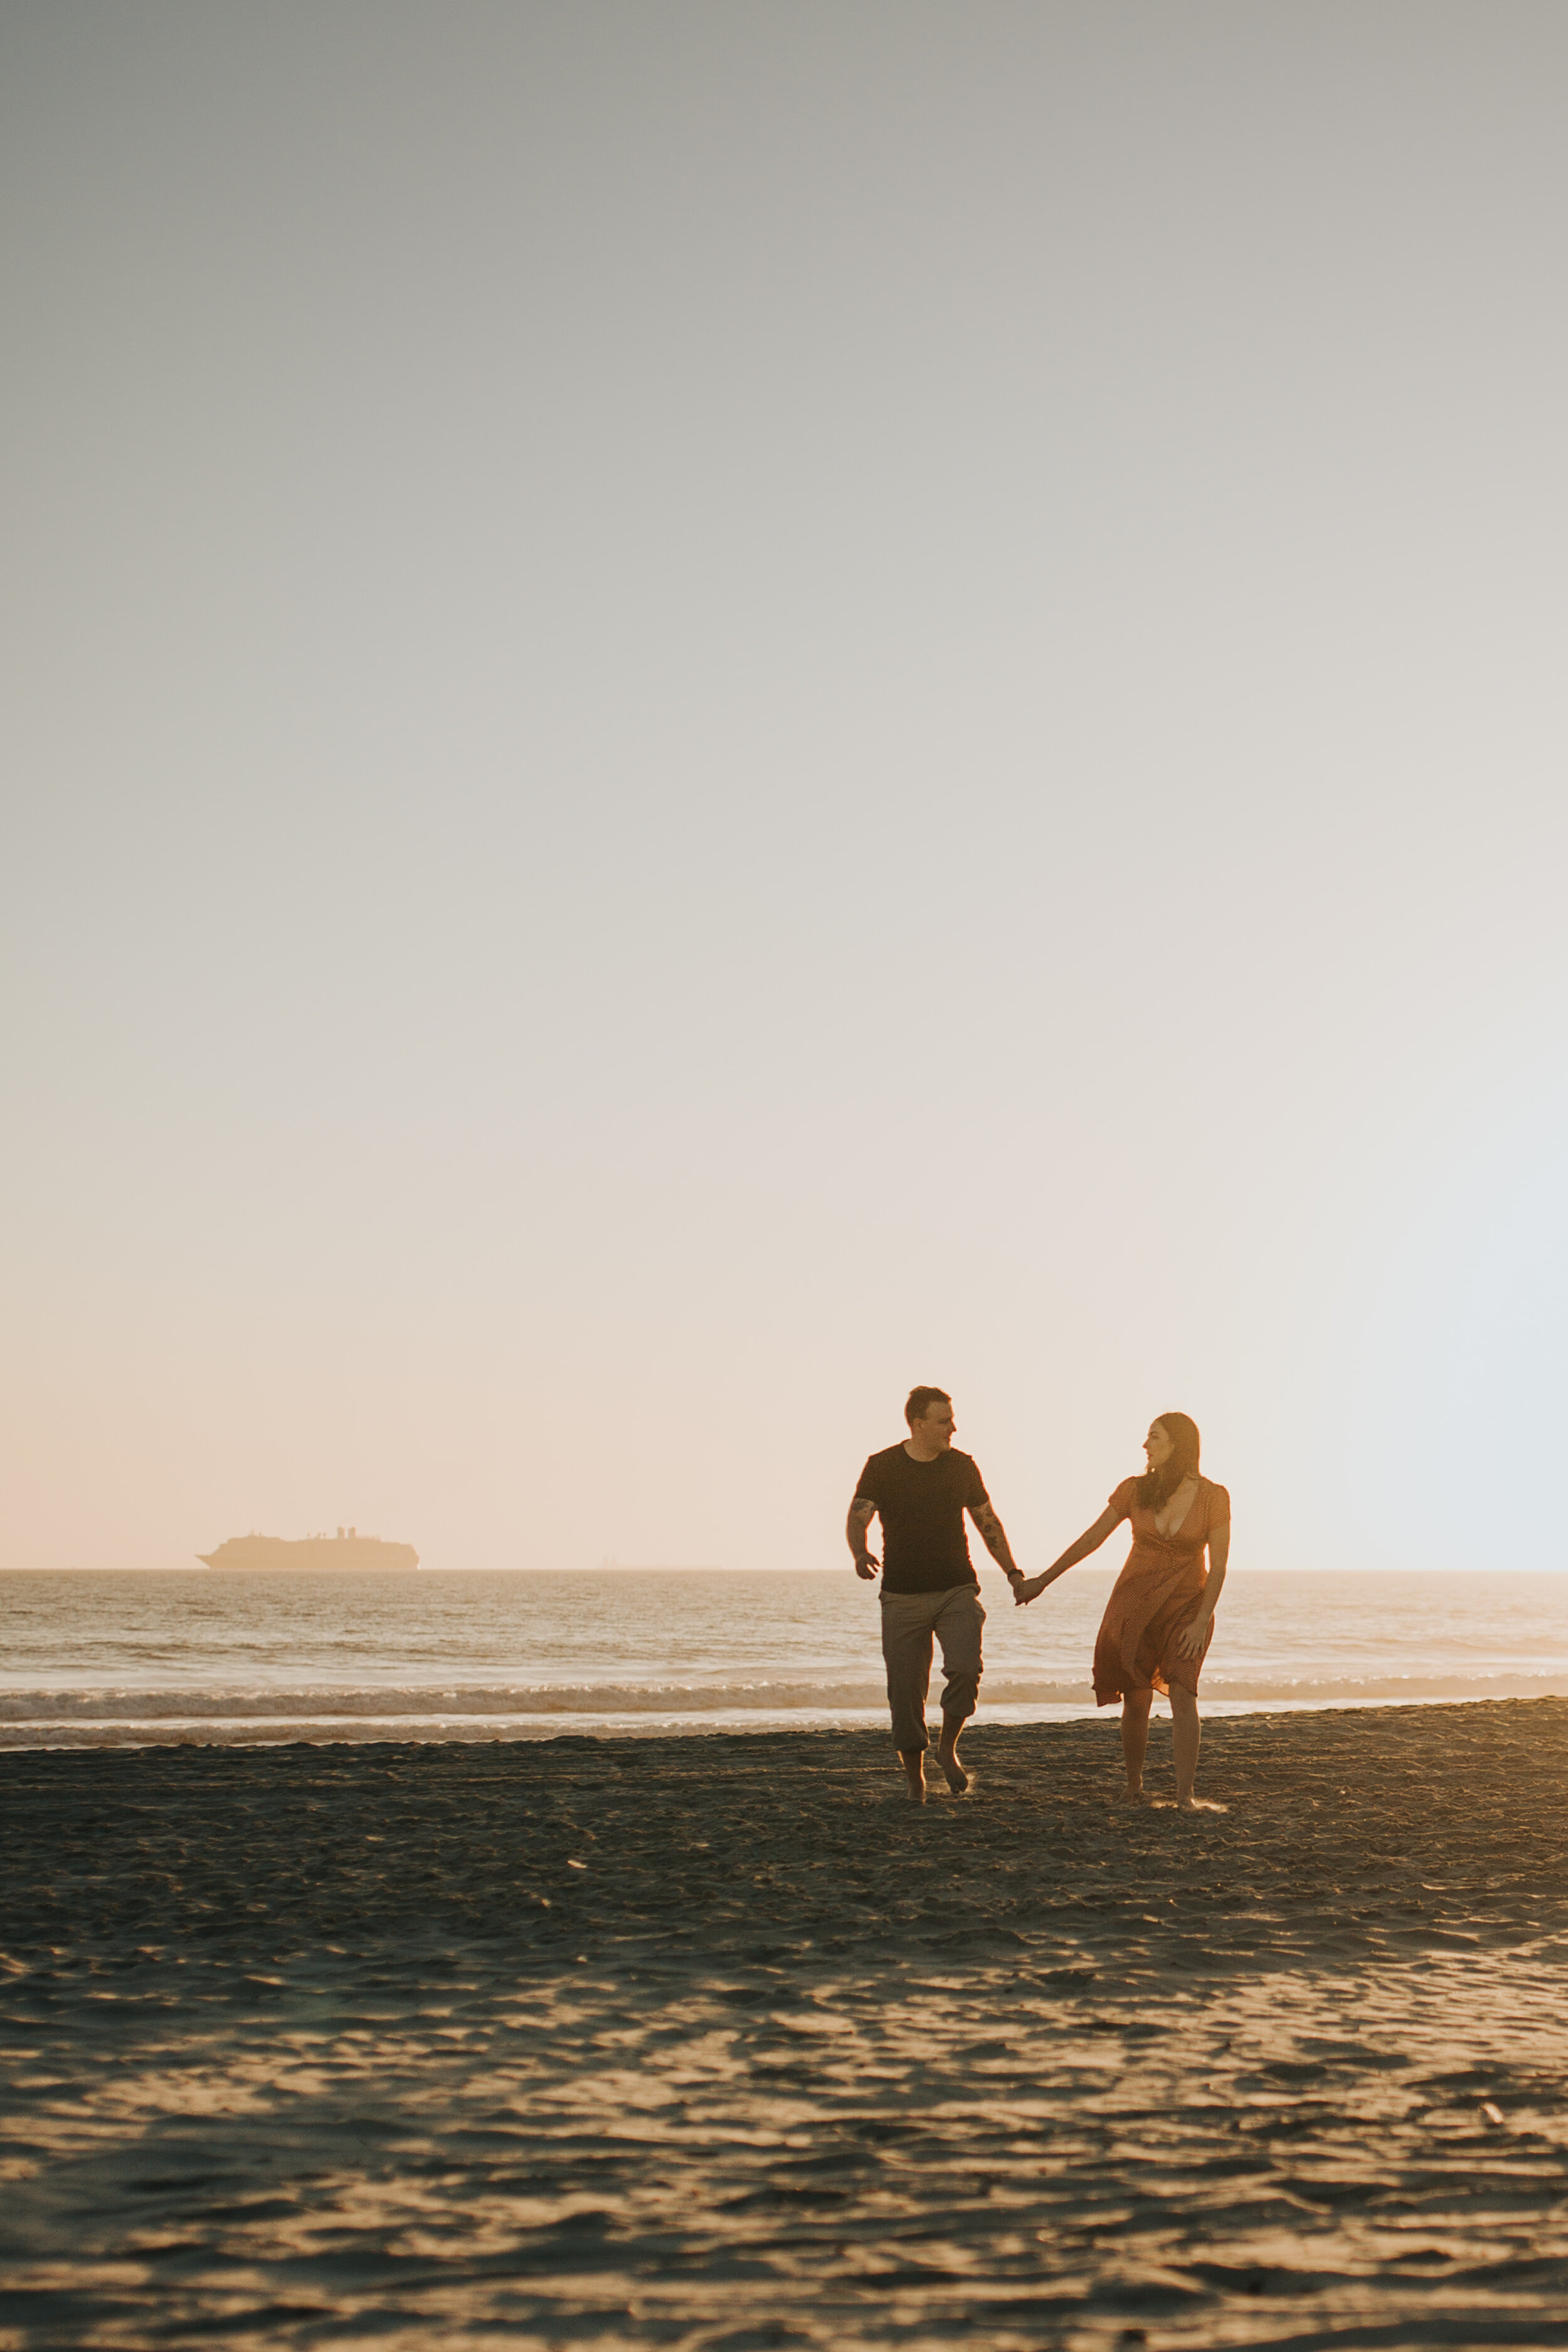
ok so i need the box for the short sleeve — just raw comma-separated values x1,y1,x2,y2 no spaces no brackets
1207,1481,1231,1525
854,1456,884,1505
964,1456,990,1510
1107,1476,1139,1520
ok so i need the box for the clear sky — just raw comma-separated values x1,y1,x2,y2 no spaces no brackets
3,3,1565,1575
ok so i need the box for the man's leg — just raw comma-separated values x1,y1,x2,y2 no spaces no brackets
932,1587,985,1793
879,1591,936,1801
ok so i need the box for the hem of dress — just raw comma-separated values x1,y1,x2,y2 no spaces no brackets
1094,1674,1200,1707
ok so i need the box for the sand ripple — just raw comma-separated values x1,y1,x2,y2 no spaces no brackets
4,1703,1568,2346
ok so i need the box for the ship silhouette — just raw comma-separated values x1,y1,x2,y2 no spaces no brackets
196,1526,420,1571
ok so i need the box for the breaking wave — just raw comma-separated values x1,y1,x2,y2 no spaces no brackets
5,1668,1567,1748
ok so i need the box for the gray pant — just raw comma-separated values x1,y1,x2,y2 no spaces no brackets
879,1584,985,1754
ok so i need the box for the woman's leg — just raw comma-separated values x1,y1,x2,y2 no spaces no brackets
1120,1688,1153,1796
1170,1685,1200,1806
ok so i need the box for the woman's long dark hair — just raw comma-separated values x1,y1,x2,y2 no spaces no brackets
1136,1412,1201,1510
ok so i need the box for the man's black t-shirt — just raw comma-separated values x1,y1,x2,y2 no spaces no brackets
855,1445,990,1594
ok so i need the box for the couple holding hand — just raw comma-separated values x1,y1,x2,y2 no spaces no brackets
846,1387,1229,1809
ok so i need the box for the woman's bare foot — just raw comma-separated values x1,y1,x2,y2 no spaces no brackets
1113,1784,1150,1805
1013,1573,1049,1604
1175,1796,1227,1813
937,1727,970,1794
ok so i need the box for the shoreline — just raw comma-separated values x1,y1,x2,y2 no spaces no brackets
3,1684,1566,1751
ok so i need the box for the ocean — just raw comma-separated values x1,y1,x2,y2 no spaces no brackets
3,1565,1567,1747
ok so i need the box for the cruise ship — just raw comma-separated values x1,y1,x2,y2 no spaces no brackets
196,1527,420,1571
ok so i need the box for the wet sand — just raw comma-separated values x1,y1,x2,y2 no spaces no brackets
5,1700,1568,2347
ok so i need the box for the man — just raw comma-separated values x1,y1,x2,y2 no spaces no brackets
847,1387,1025,1802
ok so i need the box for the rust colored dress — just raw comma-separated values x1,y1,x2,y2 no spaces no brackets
1092,1475,1229,1707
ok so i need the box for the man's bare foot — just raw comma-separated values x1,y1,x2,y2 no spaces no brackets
901,1754,927,1804
936,1730,970,1794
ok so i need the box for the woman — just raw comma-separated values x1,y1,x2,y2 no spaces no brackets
1015,1414,1229,1809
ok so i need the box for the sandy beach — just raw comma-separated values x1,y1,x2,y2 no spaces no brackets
6,1700,1568,2348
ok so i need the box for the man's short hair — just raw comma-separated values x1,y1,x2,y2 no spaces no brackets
904,1385,951,1428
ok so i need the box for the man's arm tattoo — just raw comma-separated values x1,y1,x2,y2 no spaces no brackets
972,1502,1021,1578
846,1497,877,1558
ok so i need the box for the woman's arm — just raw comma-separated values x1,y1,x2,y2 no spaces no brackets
1014,1504,1124,1604
1174,1518,1229,1655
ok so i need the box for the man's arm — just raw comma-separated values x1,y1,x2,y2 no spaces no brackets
847,1496,880,1581
970,1500,1024,1591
